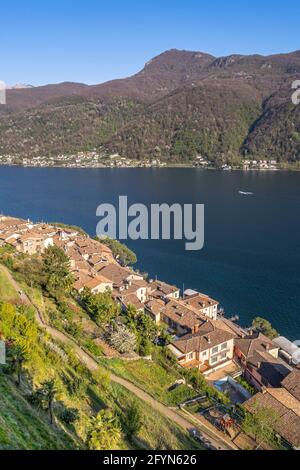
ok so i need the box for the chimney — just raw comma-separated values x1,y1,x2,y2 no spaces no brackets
205,335,211,344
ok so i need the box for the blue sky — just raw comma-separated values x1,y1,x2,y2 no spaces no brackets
1,0,299,86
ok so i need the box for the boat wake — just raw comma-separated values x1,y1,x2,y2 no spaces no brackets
238,190,254,195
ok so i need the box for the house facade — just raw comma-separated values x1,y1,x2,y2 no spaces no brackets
168,321,235,375
182,291,219,320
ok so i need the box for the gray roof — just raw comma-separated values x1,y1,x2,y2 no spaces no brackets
273,336,300,361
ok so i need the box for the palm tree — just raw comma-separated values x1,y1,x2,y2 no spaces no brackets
126,304,138,320
41,379,57,425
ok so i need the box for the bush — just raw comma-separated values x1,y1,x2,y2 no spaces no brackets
251,317,278,339
138,338,152,357
236,375,256,395
122,403,142,439
84,339,103,357
64,321,83,340
109,324,136,353
59,407,80,424
98,237,137,266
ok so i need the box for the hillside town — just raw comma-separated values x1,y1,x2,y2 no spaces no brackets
0,214,299,449
0,152,279,170
0,152,168,169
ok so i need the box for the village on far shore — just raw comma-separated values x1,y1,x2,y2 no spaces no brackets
0,150,280,171
0,214,299,449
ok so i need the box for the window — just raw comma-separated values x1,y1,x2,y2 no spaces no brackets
211,357,218,364
212,346,218,354
220,352,227,360
202,350,207,357
221,342,227,350
187,352,193,360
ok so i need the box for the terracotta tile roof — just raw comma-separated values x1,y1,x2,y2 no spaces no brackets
120,279,150,294
74,238,90,248
248,350,291,387
83,275,113,290
19,231,45,241
215,317,247,338
119,293,144,311
89,254,105,265
235,333,278,359
162,299,206,330
244,388,300,447
171,321,234,354
149,280,179,297
73,274,93,291
98,264,143,287
0,217,28,230
281,370,300,400
183,292,218,310
145,299,166,316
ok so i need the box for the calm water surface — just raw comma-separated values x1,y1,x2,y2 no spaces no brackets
0,166,299,340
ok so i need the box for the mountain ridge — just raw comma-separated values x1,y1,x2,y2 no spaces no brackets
1,48,300,164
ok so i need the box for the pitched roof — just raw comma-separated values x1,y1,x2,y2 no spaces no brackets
281,369,300,400
145,299,166,316
162,299,206,330
183,292,218,310
273,336,300,358
119,293,144,310
171,321,234,354
244,389,300,447
235,333,277,359
215,317,247,338
249,350,290,387
98,264,142,286
150,280,179,297
83,275,113,289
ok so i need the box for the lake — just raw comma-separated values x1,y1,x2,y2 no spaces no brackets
0,166,299,340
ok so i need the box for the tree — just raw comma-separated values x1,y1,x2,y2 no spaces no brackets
40,379,58,425
42,245,74,297
109,324,136,353
135,313,157,342
7,344,26,387
123,403,142,440
124,304,139,332
86,410,121,450
126,304,139,321
252,317,278,339
80,288,120,326
242,403,280,449
0,303,38,359
15,256,44,288
138,337,152,357
98,237,137,266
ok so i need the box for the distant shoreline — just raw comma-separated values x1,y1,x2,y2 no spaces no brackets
0,163,298,171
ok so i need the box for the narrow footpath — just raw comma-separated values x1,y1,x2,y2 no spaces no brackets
1,264,237,450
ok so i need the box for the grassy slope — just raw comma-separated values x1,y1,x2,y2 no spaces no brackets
0,262,201,450
0,375,73,450
99,356,195,406
0,267,18,303
112,384,202,450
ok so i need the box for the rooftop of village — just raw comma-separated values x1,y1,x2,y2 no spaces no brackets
1,213,300,449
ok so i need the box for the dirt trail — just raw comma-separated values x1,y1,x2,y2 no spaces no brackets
0,265,237,450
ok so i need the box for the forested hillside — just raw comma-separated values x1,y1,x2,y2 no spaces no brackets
1,49,300,163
